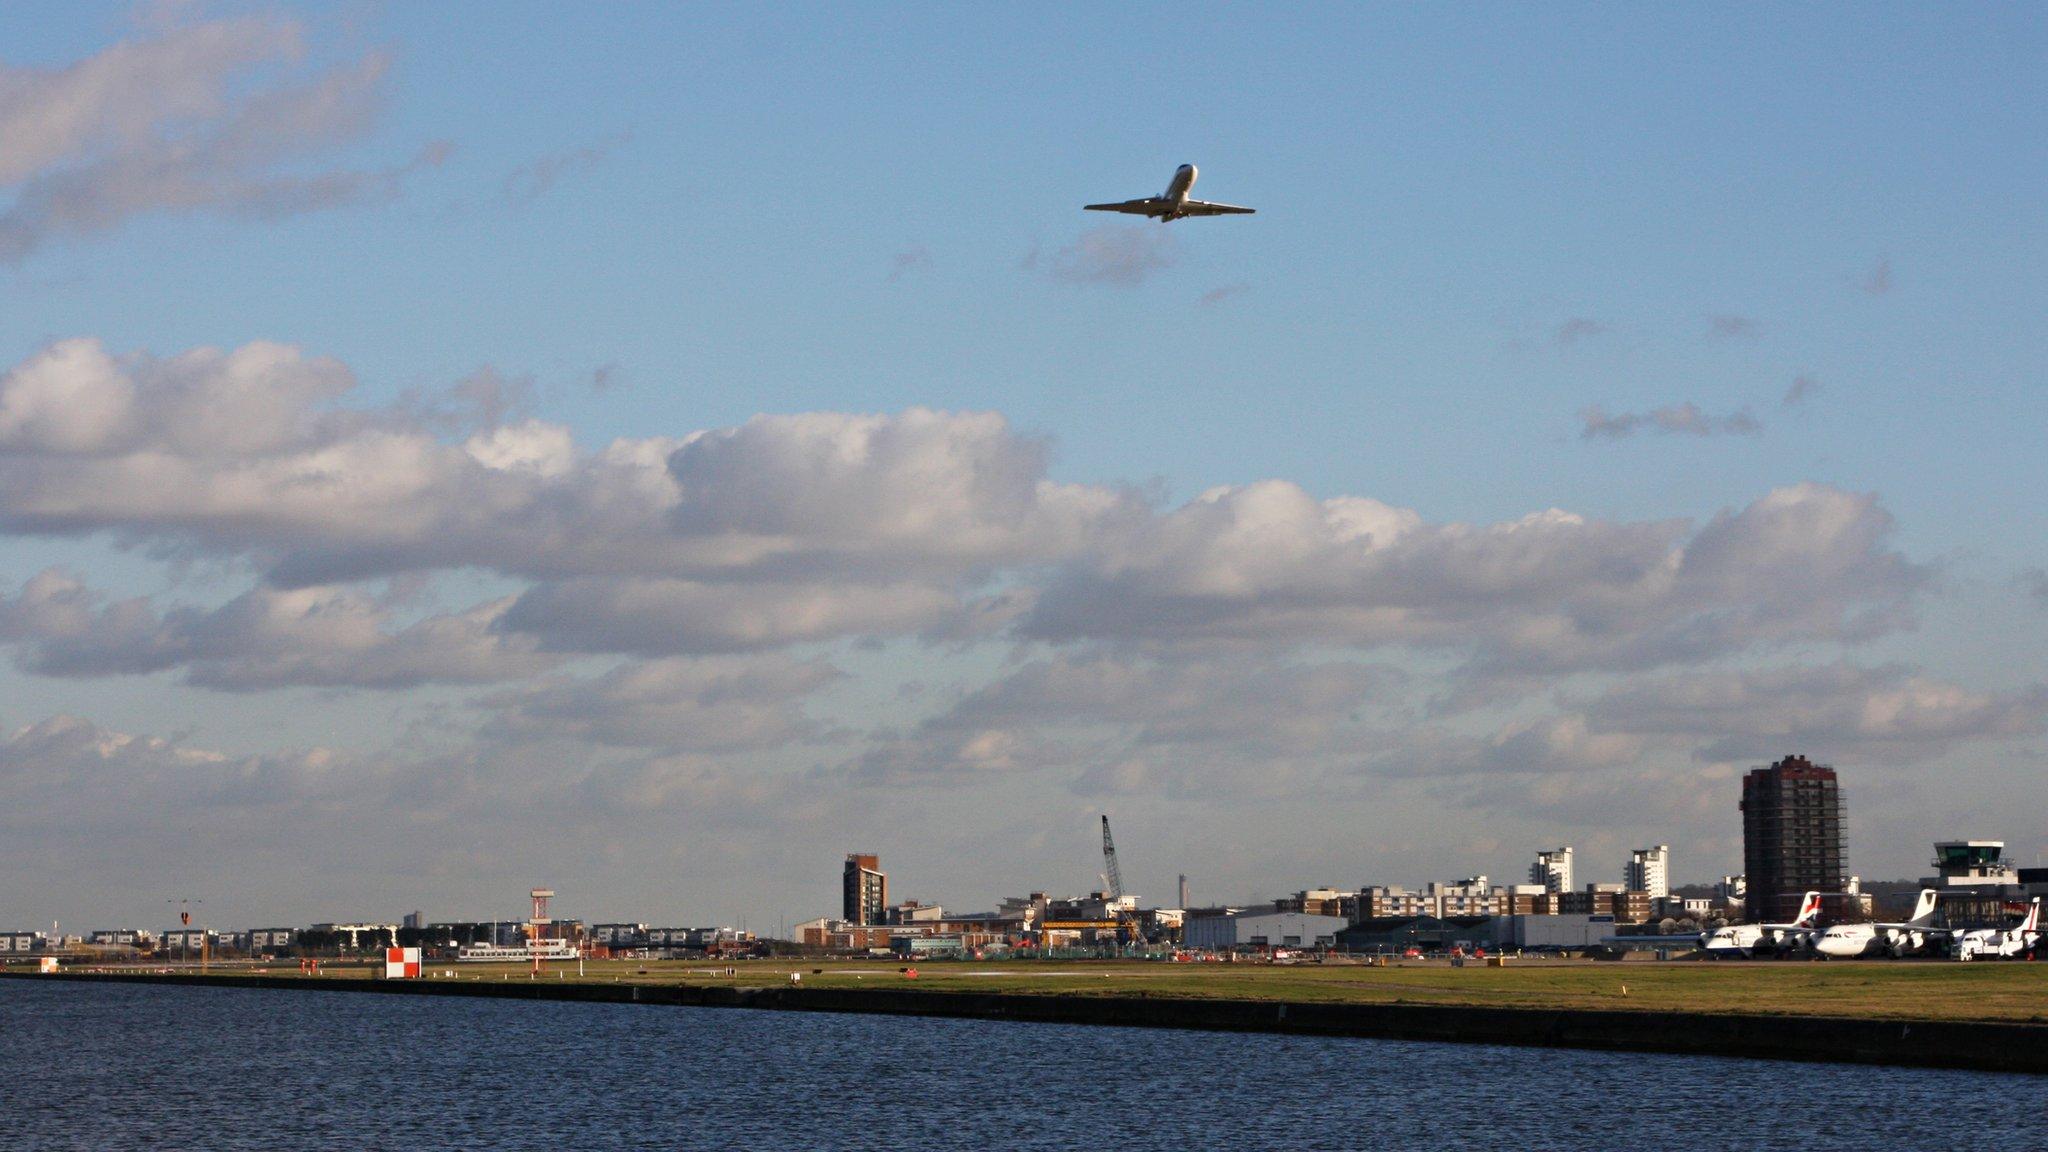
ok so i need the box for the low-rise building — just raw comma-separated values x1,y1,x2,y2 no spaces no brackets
890,932,1003,958
159,929,217,952
1184,911,1346,952
0,931,48,953
1337,916,1499,953
1359,887,1430,918
88,929,155,948
1495,914,1620,951
590,923,649,947
1275,888,1355,918
308,923,398,951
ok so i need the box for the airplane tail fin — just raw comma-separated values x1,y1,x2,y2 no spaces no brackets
1794,891,1823,927
1908,888,1939,926
2023,899,2040,934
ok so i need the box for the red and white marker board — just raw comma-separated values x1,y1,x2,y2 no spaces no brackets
384,947,421,979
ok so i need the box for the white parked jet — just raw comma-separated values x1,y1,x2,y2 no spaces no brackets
1700,891,1824,958
1086,164,1255,222
1951,898,2040,961
1813,889,1947,959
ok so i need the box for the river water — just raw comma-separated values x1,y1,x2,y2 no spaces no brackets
1,981,2037,1149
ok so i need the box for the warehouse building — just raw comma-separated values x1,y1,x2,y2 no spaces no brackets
1183,911,1347,952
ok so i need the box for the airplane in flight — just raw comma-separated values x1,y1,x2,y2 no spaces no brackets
1951,898,2040,961
1086,164,1255,222
1812,889,1948,959
1700,891,1824,958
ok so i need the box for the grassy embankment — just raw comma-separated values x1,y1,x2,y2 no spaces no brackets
123,956,2048,1023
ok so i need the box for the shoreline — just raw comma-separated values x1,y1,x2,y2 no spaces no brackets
8,969,2044,1075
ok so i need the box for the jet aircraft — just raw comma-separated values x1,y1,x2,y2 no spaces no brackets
1952,898,2040,961
1813,889,1947,959
1700,891,1824,958
1086,164,1255,222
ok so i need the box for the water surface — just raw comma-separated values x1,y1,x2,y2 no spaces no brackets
1,981,2035,1150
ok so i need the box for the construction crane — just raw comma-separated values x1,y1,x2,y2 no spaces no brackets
1101,815,1125,901
1101,814,1149,951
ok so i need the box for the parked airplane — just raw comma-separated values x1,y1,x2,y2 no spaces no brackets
1086,164,1255,222
1951,898,2040,961
1700,891,1824,958
1813,889,1947,958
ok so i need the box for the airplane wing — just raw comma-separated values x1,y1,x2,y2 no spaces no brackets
1179,199,1256,216
1084,198,1170,215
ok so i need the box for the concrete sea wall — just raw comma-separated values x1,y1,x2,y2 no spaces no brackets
7,969,2043,1075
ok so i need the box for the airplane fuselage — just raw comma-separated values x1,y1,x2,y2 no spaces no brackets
1814,924,1882,958
1161,164,1197,220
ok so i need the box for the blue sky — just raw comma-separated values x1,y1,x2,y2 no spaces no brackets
0,4,2043,928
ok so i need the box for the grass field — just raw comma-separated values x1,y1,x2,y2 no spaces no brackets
164,956,2048,1024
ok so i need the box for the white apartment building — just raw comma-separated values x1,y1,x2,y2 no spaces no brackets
1530,847,1574,894
0,932,47,953
1625,845,1671,899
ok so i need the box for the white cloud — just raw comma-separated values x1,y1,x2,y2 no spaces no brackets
485,655,842,751
1024,480,1923,690
0,569,554,690
1580,663,2046,766
0,15,443,262
498,577,967,655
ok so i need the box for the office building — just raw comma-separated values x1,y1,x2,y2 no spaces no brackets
843,854,888,926
1740,754,1846,923
1625,845,1671,899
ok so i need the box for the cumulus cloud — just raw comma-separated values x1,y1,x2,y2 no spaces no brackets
1579,663,2047,766
1580,402,1762,439
497,577,968,655
0,341,1136,594
1024,480,1927,691
1044,225,1178,286
0,14,444,262
850,653,1401,792
0,569,554,690
485,655,842,751
0,713,352,832
0,334,1962,806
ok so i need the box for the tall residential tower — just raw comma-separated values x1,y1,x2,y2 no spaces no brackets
1530,847,1573,893
1625,845,1671,899
1740,755,1846,923
842,854,887,926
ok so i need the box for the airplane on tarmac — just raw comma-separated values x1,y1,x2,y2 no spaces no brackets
1812,889,1948,959
1700,891,1824,958
1951,898,2040,961
1085,164,1255,222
